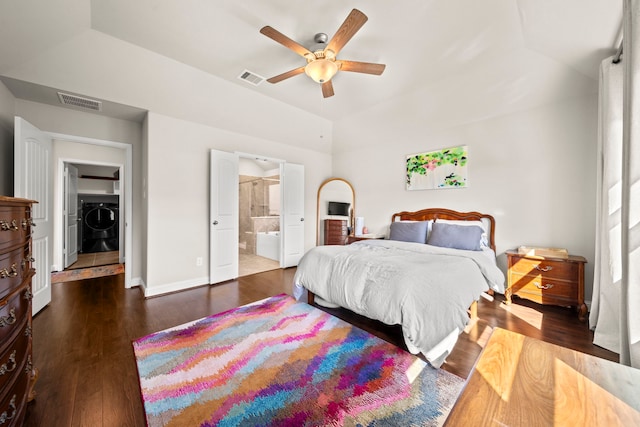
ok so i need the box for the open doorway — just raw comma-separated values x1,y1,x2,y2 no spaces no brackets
238,157,281,277
63,163,122,271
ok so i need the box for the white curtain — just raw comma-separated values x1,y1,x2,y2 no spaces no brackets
590,57,623,354
592,0,640,368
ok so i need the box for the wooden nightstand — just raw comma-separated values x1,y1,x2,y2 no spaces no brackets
505,249,587,321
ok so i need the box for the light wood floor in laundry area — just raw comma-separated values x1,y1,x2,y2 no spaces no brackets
67,251,120,269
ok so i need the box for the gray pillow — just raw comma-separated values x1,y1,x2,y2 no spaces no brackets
389,221,430,243
427,222,483,251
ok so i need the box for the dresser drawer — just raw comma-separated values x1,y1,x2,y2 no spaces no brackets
0,355,29,427
0,206,31,253
508,256,578,281
0,320,29,398
0,285,32,351
0,245,31,301
325,221,347,230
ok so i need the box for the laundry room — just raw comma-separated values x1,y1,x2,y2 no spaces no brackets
71,163,121,269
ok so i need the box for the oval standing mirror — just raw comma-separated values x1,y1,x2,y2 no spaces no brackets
316,178,355,246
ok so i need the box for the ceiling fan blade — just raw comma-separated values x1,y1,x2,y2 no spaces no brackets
322,81,335,98
266,66,306,83
326,9,368,56
260,26,314,59
337,60,386,75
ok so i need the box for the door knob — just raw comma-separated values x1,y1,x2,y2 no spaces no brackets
213,220,219,225
300,218,304,222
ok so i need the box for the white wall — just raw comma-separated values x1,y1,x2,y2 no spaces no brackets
0,80,15,195
143,112,331,296
333,94,598,301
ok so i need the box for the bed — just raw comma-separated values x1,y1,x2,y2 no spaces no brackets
293,208,506,367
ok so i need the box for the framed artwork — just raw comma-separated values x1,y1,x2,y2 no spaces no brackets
406,145,468,190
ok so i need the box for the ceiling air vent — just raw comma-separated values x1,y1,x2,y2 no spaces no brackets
57,92,103,111
238,70,265,86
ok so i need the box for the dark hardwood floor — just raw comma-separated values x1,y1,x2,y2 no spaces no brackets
24,269,617,426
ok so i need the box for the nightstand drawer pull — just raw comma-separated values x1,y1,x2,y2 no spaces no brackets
534,282,554,290
535,265,553,272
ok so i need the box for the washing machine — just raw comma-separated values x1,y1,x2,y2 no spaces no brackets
81,202,119,253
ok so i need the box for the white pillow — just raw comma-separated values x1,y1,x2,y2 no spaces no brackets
436,219,489,247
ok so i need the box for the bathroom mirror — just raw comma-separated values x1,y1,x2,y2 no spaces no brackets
316,178,356,245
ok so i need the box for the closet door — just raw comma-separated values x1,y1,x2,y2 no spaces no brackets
14,117,53,315
281,162,304,267
209,150,239,284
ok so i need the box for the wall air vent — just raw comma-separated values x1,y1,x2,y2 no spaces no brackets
57,92,103,111
238,70,265,86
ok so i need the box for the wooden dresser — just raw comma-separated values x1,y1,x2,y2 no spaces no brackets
445,328,640,426
0,196,37,426
323,219,348,245
505,249,587,321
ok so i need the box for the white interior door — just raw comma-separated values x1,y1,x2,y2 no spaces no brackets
14,117,52,315
63,164,78,268
282,163,305,267
209,149,239,284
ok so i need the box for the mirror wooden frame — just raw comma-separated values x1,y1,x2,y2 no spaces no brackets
316,178,355,246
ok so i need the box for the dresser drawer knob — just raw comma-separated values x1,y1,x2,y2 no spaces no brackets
21,218,35,230
0,264,18,279
0,308,16,327
0,220,19,231
21,256,35,269
534,282,554,290
0,394,16,424
535,265,553,272
0,351,16,376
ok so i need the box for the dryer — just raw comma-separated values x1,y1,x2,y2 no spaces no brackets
81,202,119,253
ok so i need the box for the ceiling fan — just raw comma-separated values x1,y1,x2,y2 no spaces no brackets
260,8,386,98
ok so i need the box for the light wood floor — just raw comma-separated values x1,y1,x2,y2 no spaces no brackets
239,253,280,277
66,251,119,269
24,269,617,426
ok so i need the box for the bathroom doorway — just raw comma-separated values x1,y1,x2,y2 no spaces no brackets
238,157,282,277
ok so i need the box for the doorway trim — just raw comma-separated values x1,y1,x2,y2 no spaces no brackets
49,132,133,288
60,159,124,265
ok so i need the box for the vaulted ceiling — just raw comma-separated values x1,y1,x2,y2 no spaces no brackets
0,0,623,124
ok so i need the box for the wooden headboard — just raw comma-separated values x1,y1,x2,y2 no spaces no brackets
391,208,497,252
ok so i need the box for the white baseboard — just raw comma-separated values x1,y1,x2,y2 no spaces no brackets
129,277,145,289
141,276,209,298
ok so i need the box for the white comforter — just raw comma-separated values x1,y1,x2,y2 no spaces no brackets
293,239,505,365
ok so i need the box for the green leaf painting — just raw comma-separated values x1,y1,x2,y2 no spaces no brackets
406,146,468,190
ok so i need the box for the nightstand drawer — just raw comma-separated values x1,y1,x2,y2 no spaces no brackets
509,273,578,302
508,257,577,281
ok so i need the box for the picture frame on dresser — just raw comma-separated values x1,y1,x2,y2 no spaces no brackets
0,196,39,426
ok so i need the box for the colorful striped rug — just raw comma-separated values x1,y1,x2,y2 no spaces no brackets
132,294,464,426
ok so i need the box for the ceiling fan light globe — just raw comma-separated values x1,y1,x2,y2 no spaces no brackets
305,59,338,83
